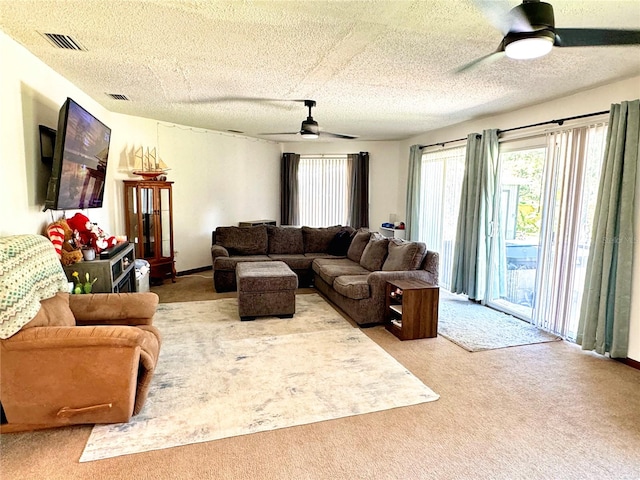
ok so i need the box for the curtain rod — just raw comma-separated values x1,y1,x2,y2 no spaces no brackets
419,109,610,150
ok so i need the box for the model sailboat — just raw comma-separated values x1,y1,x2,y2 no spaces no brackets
132,147,170,180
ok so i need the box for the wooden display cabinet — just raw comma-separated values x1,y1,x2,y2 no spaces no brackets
124,180,176,284
385,279,439,341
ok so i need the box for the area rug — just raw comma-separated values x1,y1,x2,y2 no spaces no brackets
438,290,562,352
80,294,438,462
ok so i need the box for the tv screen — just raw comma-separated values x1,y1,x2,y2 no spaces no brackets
44,98,111,211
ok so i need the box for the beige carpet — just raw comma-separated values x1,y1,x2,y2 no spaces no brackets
3,273,640,479
80,294,438,462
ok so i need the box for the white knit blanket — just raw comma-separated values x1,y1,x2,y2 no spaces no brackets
0,235,69,338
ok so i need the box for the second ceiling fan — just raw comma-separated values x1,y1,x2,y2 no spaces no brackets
261,100,358,140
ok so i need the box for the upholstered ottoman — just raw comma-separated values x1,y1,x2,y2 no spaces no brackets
236,261,298,320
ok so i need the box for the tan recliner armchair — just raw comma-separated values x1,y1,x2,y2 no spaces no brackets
0,235,161,432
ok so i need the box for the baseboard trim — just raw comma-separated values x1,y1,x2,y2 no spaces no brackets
618,357,640,370
177,266,212,277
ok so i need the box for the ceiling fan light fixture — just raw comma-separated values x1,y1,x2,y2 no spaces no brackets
300,118,319,139
505,31,555,59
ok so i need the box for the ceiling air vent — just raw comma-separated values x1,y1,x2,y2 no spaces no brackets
41,33,86,51
106,94,130,101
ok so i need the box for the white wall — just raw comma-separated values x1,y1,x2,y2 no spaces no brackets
107,114,281,271
0,31,281,272
284,141,404,231
0,30,113,235
153,123,281,271
398,76,640,362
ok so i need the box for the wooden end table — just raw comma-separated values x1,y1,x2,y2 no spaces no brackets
385,279,439,341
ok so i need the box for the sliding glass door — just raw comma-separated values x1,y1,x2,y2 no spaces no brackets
486,124,607,338
533,125,607,339
487,147,545,319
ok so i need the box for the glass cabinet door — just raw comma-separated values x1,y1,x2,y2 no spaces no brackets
125,186,139,249
141,187,156,259
159,187,171,258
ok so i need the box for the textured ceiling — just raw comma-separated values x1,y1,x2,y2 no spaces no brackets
1,0,639,142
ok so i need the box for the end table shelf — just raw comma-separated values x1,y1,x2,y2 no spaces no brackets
385,279,439,341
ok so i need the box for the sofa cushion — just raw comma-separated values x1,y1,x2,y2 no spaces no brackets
267,226,304,254
382,238,427,271
267,254,314,271
333,275,371,300
359,234,389,271
215,226,268,255
313,259,370,285
24,292,76,329
328,227,356,256
312,257,359,275
304,253,345,260
302,225,342,253
347,229,371,263
214,255,271,271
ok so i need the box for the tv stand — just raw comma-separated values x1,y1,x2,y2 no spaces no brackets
63,243,136,293
99,241,129,259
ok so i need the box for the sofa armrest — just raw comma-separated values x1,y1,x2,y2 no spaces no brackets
211,244,230,263
69,292,158,326
367,270,437,301
421,250,439,284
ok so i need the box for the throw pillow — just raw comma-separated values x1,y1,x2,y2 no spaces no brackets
24,292,76,329
347,229,371,263
328,227,355,256
382,238,427,271
302,225,342,253
359,233,389,271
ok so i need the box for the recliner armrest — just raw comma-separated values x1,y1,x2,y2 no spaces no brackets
1,325,152,350
69,292,158,326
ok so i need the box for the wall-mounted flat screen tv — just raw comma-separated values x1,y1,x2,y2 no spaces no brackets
43,98,111,211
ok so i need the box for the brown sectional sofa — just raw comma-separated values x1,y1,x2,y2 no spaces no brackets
211,224,351,292
211,225,439,326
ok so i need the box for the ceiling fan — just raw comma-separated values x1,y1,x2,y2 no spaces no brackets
260,100,358,140
457,0,640,72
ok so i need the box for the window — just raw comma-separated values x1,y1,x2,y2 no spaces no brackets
297,155,349,227
418,146,466,290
